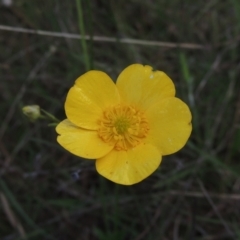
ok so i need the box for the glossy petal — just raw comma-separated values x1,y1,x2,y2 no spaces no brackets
65,71,120,130
96,144,161,185
116,64,175,110
56,119,113,159
146,97,192,155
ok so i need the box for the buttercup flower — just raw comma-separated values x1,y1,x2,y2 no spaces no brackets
56,64,192,185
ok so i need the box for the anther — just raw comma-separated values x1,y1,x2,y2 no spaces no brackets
98,105,149,150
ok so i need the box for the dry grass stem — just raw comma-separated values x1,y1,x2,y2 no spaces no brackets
0,25,206,49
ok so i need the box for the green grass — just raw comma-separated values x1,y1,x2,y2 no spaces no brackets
1,0,240,239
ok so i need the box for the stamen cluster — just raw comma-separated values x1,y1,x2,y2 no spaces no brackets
98,105,149,150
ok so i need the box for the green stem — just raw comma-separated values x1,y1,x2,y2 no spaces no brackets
76,0,90,71
40,109,60,123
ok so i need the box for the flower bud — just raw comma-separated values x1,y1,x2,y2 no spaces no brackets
22,105,41,122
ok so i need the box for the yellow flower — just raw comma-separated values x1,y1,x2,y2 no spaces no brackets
56,64,192,185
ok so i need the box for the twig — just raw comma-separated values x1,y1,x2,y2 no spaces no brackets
197,179,235,238
168,190,240,200
0,25,206,49
195,43,237,98
0,192,26,238
0,45,57,140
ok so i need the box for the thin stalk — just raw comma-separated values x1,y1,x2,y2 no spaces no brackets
75,0,90,71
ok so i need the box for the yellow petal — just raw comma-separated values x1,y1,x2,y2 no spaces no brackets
146,97,192,155
56,119,113,159
116,64,175,110
65,71,120,130
96,144,161,185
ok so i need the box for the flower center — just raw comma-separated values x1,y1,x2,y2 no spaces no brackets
98,105,149,150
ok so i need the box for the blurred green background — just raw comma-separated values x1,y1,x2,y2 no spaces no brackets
1,0,240,239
